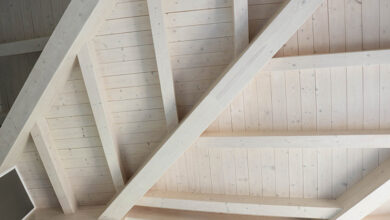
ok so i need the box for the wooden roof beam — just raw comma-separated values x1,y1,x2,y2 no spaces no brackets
99,0,324,219
78,43,126,192
0,37,49,57
147,0,179,131
0,0,116,173
228,0,249,133
364,215,390,220
330,157,390,220
197,131,390,148
233,0,249,57
137,191,341,219
28,205,341,220
31,118,77,214
265,49,390,71
0,33,387,65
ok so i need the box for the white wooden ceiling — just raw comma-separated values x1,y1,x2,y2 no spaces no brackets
1,0,390,218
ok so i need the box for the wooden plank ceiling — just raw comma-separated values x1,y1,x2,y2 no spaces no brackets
0,0,390,219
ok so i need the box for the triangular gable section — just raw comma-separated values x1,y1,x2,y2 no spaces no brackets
0,0,116,173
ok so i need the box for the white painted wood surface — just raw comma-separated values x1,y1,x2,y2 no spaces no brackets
248,0,286,40
44,70,116,206
0,37,49,56
264,49,390,71
78,43,125,191
157,1,390,214
0,0,117,174
16,137,59,208
364,215,390,220
137,191,341,219
331,158,390,220
147,0,179,131
28,206,302,220
1,0,390,218
233,0,249,57
28,206,103,220
164,1,234,119
93,0,169,181
197,131,390,148
31,118,77,214
99,1,324,219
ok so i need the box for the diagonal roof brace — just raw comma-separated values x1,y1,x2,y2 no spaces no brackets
99,0,325,219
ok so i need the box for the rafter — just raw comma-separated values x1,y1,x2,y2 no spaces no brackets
29,204,342,220
147,0,179,131
330,157,390,220
78,43,125,192
364,215,390,220
232,0,249,56
0,37,49,57
228,0,249,135
264,49,390,71
0,0,116,173
99,1,324,219
197,131,390,148
137,191,341,219
31,118,77,214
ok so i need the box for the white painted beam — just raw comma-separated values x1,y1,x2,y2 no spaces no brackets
137,191,341,219
99,1,324,219
229,0,248,136
264,49,390,71
29,206,103,220
147,0,178,131
28,205,318,220
31,118,77,214
233,0,249,57
0,36,386,70
330,158,390,220
127,206,304,220
78,43,125,192
197,131,390,148
364,215,390,220
0,0,116,173
0,37,49,57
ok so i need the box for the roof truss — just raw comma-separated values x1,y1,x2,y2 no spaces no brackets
99,0,325,219
0,0,116,173
1,0,390,219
